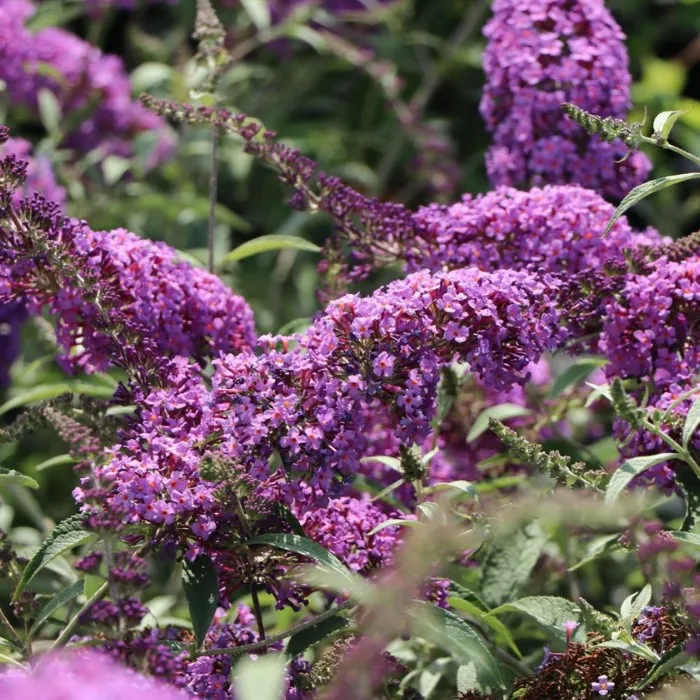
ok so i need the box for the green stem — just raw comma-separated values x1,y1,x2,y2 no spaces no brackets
0,605,23,652
642,418,700,480
191,600,354,659
47,581,109,653
207,126,220,274
640,135,700,169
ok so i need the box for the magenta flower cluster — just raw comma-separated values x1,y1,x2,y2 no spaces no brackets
0,0,171,163
0,652,192,700
51,227,256,374
409,185,664,275
480,0,651,199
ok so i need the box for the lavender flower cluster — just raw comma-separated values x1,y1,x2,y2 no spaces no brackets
480,0,651,199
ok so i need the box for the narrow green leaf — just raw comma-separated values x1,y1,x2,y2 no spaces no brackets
223,235,320,265
604,173,700,236
671,531,700,549
412,604,503,689
0,467,38,490
550,358,608,397
683,396,700,449
425,480,477,499
247,533,353,584
34,455,76,473
636,644,689,690
233,653,285,700
653,110,686,141
286,614,349,658
182,555,219,649
585,382,613,407
29,580,84,637
38,88,62,137
488,596,581,642
26,1,85,30
604,453,676,504
467,404,531,443
240,0,271,29
14,514,94,598
84,574,104,601
480,522,548,607
595,639,659,663
367,518,419,536
568,534,621,571
449,596,522,658
675,463,700,531
360,455,403,474
620,584,652,623
0,382,114,416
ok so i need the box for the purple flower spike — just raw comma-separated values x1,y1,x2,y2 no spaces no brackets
591,675,615,696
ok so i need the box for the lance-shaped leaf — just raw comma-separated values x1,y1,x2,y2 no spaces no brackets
28,580,84,638
467,404,531,443
604,173,700,236
222,235,320,264
488,596,581,642
14,514,94,598
683,396,700,449
604,453,676,504
182,555,219,648
0,467,38,490
652,110,686,141
286,614,350,658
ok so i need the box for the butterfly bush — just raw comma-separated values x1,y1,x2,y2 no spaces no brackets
480,0,651,200
0,0,172,163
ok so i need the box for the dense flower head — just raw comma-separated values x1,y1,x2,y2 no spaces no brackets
600,256,700,388
0,651,192,699
0,137,66,209
480,0,650,199
0,181,256,374
84,266,564,564
51,228,256,373
297,495,401,574
409,185,664,275
0,0,172,164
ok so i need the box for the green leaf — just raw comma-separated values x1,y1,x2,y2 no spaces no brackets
360,455,403,474
675,463,700,531
620,584,652,623
467,404,532,443
480,522,548,607
604,453,676,504
635,643,689,690
568,534,621,571
130,63,173,93
247,533,353,584
449,596,522,658
550,358,608,397
671,530,700,549
101,156,131,186
577,598,616,636
595,639,659,663
37,89,62,137
653,110,686,141
604,173,700,236
286,614,349,658
683,396,700,449
0,467,38,490
34,455,76,473
29,580,84,638
182,555,219,649
412,604,503,689
222,235,320,265
0,382,114,416
84,574,104,601
233,653,285,700
240,0,271,29
488,596,581,642
367,518,420,536
26,1,85,30
585,382,613,407
14,514,94,598
425,480,477,499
